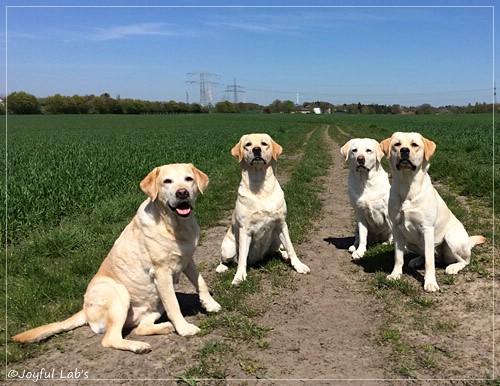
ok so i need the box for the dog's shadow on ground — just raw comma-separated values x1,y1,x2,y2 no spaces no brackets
326,235,429,286
123,292,204,336
324,236,396,274
324,236,355,251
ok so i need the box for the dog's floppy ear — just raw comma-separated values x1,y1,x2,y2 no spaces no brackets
231,137,244,162
190,163,209,194
270,138,283,160
340,140,352,161
373,139,384,163
140,167,160,201
379,136,392,158
421,135,436,161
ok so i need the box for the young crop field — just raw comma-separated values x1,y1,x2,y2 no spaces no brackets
3,113,496,381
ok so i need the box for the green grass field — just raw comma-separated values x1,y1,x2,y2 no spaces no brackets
3,113,495,365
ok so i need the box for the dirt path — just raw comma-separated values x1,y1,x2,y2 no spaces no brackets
233,127,391,382
12,126,495,384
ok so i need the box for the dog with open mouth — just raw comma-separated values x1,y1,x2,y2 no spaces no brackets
341,138,392,259
380,132,486,292
13,163,221,353
216,133,310,285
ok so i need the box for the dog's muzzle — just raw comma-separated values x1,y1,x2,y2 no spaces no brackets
355,155,369,171
250,157,266,165
250,147,266,165
168,189,193,217
396,147,416,170
396,159,416,171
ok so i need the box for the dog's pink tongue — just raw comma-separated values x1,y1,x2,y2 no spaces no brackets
176,207,191,216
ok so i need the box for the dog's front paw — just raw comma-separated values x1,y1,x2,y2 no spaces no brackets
348,245,356,253
387,272,402,281
129,341,152,354
445,262,467,275
202,298,221,313
279,248,289,261
215,263,229,273
176,323,201,337
424,277,440,292
351,249,365,260
293,261,310,274
232,272,247,286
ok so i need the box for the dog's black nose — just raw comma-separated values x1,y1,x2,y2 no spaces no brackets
400,147,410,159
176,189,189,199
357,154,365,165
252,147,262,156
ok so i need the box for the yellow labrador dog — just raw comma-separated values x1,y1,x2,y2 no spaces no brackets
216,133,310,285
380,132,486,292
13,163,221,353
341,138,392,259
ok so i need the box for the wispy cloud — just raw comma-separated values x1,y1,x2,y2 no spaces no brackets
90,22,181,41
205,16,303,36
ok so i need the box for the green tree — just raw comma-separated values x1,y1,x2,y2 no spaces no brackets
416,103,434,115
268,99,284,113
69,95,90,114
44,93,69,114
215,101,236,113
282,100,295,113
7,91,41,114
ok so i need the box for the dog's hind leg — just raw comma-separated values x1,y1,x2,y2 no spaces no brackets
217,227,237,273
134,312,174,336
443,228,471,275
408,255,424,268
85,281,151,354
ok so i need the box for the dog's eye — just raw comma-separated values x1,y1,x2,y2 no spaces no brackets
163,178,172,184
366,149,372,153
185,176,194,182
394,142,401,147
411,143,419,148
245,142,252,147
261,141,268,147
352,149,357,153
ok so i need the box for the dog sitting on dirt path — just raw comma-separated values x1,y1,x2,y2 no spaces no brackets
341,138,392,259
380,132,486,292
216,133,310,285
13,163,221,353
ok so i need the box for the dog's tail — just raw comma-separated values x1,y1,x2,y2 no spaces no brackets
12,310,87,344
470,235,487,248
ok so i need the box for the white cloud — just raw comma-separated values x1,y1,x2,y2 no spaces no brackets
90,22,179,41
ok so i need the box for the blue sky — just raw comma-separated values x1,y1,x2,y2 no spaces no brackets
2,1,496,107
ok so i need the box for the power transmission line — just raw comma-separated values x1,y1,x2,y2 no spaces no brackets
185,72,221,107
225,78,246,103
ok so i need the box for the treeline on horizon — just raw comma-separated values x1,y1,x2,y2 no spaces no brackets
2,91,495,115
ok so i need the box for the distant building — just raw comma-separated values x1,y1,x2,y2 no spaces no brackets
296,105,311,114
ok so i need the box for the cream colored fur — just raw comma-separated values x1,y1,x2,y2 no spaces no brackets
380,132,486,292
13,163,221,353
216,133,310,285
341,138,392,259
